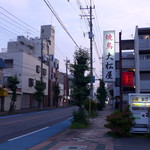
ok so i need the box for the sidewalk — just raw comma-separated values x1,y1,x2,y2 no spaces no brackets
28,104,115,150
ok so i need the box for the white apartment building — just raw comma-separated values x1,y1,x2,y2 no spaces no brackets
134,26,150,93
0,52,48,109
0,25,59,109
113,26,150,106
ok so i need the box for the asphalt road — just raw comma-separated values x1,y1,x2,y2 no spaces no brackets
115,136,150,150
0,107,76,143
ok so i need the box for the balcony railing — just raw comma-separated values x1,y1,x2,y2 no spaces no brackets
140,80,150,92
122,59,135,68
139,39,150,50
140,60,150,71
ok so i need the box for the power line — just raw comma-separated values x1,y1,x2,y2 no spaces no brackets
43,0,79,48
0,26,18,35
0,7,39,34
0,16,29,32
0,21,22,35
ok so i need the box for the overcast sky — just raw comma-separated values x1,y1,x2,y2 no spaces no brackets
0,0,150,87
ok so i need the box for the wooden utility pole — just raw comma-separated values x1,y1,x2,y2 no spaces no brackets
119,32,123,112
80,0,95,116
41,38,43,82
65,58,70,105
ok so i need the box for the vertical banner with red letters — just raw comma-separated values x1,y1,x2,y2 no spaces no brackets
103,31,115,82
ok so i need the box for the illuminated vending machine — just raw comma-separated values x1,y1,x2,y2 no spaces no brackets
129,93,150,133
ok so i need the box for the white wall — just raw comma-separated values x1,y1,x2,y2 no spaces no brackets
0,52,48,95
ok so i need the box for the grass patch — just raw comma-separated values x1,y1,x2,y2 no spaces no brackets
69,122,89,129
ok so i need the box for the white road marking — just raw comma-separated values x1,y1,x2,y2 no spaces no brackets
8,127,49,141
67,117,73,120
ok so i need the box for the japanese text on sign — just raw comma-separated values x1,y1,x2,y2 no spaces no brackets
103,31,115,82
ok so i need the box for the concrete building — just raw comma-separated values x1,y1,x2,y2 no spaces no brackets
134,26,150,93
0,52,48,109
0,25,60,110
113,26,150,106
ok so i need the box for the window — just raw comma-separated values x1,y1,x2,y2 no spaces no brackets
4,59,13,68
36,65,40,73
29,78,34,87
41,29,44,34
43,82,46,89
43,68,47,76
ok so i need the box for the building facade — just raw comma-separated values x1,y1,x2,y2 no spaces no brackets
0,52,48,109
112,26,150,107
0,25,60,110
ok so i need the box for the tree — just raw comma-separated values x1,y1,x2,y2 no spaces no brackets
69,48,90,127
8,75,20,112
53,82,60,107
70,48,90,109
34,80,46,109
96,79,107,109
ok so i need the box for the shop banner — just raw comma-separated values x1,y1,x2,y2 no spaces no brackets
103,31,115,82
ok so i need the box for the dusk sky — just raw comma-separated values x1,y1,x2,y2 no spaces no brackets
0,0,150,87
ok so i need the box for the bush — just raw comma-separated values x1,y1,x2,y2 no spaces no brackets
97,102,103,111
104,106,134,137
84,99,97,117
71,108,89,128
70,122,87,129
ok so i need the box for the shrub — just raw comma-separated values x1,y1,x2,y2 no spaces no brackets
97,102,103,111
70,122,87,129
71,108,89,128
104,106,134,137
84,99,97,117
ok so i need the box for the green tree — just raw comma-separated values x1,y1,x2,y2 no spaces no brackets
69,48,90,127
34,80,46,109
70,48,90,108
53,82,60,107
96,79,107,109
8,75,20,112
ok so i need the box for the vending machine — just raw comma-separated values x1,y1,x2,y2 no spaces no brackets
129,93,150,133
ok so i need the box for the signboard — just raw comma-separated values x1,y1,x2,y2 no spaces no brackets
129,93,150,111
103,31,115,82
122,72,133,87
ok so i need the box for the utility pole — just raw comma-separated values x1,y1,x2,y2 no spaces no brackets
80,0,95,116
65,57,70,105
47,40,51,107
119,32,123,112
41,38,43,82
89,0,94,101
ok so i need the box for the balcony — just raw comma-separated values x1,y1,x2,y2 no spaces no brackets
139,39,150,50
140,59,150,71
140,80,150,92
122,59,135,68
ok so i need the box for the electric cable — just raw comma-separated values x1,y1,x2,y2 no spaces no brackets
43,0,79,48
